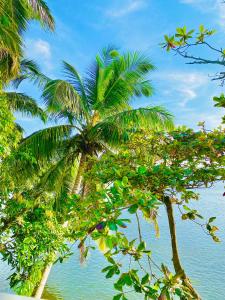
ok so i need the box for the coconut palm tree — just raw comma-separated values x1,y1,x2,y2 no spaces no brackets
18,47,173,197
0,0,54,82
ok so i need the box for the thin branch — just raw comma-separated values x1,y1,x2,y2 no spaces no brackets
135,211,142,243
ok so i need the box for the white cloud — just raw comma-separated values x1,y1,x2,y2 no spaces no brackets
167,72,207,87
34,40,51,59
106,0,147,18
25,39,53,71
156,71,208,107
177,88,197,107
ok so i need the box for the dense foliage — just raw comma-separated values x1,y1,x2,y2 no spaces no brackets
78,126,225,299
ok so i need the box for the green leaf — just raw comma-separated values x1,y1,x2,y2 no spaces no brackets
138,166,147,174
209,217,216,223
114,283,123,292
113,294,122,300
116,219,128,228
108,221,118,231
152,165,160,173
141,273,150,285
134,284,142,293
102,266,111,273
123,273,133,286
137,241,146,251
183,205,191,211
107,257,116,265
106,268,115,278
128,204,138,214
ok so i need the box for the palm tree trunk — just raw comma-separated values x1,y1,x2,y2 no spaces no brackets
33,153,87,299
71,153,86,194
164,196,201,299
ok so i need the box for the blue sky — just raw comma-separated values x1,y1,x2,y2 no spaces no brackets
17,0,225,134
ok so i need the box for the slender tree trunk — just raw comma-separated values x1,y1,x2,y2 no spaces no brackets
164,196,201,299
33,154,87,299
71,153,86,194
34,264,52,299
81,158,94,197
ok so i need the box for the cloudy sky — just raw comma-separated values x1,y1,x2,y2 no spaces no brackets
17,0,225,134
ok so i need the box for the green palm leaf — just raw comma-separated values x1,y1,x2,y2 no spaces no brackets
106,106,174,130
38,153,78,196
8,0,28,32
89,121,130,146
27,0,54,30
93,51,155,114
3,92,46,121
20,125,74,161
12,59,50,88
63,61,90,118
42,80,86,123
91,107,173,145
0,26,22,82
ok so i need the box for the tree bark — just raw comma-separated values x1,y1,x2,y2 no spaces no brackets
71,153,86,195
164,196,201,299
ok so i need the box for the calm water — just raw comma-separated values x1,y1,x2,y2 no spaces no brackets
1,184,225,299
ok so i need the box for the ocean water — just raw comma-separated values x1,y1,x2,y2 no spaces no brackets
0,184,225,300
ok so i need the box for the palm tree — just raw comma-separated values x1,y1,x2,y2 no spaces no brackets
19,47,173,197
0,0,54,82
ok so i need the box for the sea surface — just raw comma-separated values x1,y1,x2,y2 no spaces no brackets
0,184,225,300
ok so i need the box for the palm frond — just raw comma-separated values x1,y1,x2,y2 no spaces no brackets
14,122,25,133
91,106,174,146
94,51,155,114
0,26,22,82
38,153,78,196
98,45,119,66
12,59,50,88
85,56,116,110
10,0,28,33
89,121,130,147
27,0,55,30
3,92,46,122
42,79,86,123
63,61,90,117
19,125,74,162
85,60,100,108
106,106,174,131
133,80,154,97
